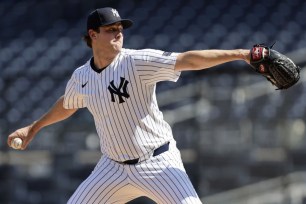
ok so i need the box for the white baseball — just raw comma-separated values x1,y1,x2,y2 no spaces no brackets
11,138,23,149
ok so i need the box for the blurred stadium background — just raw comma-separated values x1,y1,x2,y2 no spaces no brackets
1,0,306,203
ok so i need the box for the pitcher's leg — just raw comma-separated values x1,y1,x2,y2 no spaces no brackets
67,157,142,204
128,143,202,204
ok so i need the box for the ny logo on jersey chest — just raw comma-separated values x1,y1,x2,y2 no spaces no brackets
108,77,130,103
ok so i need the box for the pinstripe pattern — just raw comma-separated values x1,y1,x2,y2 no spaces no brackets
128,140,201,204
63,48,180,162
68,140,202,204
64,48,202,203
67,156,144,204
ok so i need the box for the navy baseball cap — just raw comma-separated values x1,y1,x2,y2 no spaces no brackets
87,7,133,31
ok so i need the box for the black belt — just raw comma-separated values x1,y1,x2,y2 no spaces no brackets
121,142,170,165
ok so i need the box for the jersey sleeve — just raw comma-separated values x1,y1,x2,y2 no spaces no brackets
63,73,86,109
131,49,181,84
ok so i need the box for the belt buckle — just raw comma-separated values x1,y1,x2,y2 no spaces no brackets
122,158,139,165
120,142,170,165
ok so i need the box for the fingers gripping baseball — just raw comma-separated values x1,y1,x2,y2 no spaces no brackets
7,124,37,150
11,138,23,149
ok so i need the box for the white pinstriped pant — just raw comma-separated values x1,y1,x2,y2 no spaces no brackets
67,141,202,204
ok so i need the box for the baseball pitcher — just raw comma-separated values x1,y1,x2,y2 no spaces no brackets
7,7,300,204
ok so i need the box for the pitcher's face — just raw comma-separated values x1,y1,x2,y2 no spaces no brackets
90,22,124,55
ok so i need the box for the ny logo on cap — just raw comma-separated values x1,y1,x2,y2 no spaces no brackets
111,9,120,17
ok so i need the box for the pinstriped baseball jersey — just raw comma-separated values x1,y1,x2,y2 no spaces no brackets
63,48,181,162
